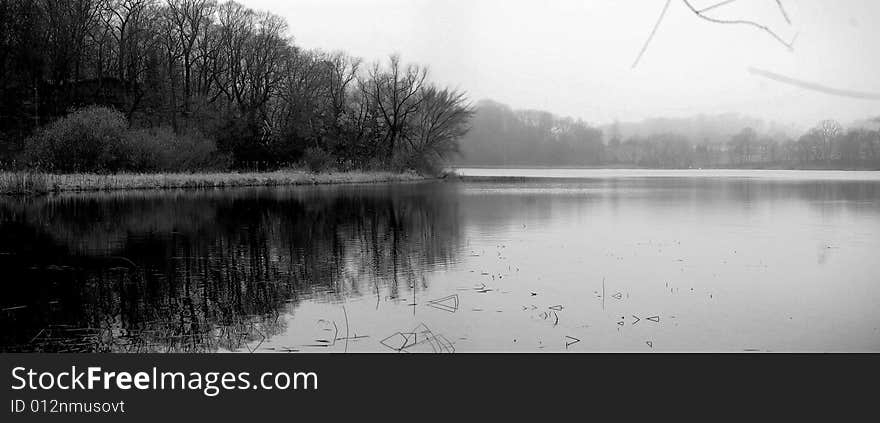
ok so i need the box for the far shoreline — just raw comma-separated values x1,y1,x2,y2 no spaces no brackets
0,170,433,196
450,164,880,171
449,166,880,182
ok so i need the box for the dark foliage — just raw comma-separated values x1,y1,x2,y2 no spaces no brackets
0,0,472,174
22,106,223,172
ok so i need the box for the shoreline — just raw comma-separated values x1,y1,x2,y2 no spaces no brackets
6,166,878,195
0,170,431,196
450,164,880,171
451,168,880,182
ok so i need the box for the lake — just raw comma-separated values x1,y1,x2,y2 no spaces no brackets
2,168,879,352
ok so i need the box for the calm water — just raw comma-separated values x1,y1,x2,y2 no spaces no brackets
2,169,879,352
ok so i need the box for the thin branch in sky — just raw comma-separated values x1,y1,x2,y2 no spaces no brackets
631,0,673,69
748,67,880,100
681,0,796,51
775,0,791,24
632,0,794,69
698,0,739,14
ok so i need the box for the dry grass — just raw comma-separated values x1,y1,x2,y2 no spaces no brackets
0,170,427,195
0,172,50,195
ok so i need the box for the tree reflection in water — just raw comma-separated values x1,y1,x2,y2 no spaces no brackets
0,182,462,352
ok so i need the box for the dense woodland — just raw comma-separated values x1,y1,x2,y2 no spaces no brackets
0,0,473,173
457,99,880,169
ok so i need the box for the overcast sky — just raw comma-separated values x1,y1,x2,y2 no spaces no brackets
240,0,880,129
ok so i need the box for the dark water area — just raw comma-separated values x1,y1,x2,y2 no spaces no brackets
2,170,880,352
0,183,462,352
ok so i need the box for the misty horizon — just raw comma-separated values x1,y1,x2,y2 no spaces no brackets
237,0,879,129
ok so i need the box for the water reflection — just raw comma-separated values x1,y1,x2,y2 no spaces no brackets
0,183,463,352
2,172,880,352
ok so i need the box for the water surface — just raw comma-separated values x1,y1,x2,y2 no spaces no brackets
2,169,879,352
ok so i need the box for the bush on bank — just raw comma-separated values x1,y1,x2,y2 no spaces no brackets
22,107,225,173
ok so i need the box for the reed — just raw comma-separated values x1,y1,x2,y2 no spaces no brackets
0,172,51,195
0,170,426,195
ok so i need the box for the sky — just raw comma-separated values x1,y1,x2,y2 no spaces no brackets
239,0,880,130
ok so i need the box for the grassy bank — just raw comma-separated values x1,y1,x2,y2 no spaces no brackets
0,170,428,195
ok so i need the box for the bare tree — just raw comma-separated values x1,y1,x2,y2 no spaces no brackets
406,85,473,169
156,5,183,128
241,11,288,117
274,48,325,145
324,52,361,129
816,119,842,162
212,0,252,106
165,0,215,114
41,0,105,83
362,55,428,161
97,0,157,119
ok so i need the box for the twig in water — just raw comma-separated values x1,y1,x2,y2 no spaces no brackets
342,306,350,353
30,328,45,344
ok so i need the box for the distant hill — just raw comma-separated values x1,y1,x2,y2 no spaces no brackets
455,99,880,169
601,114,801,144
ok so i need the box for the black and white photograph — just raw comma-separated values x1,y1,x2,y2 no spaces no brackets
0,1,879,414
0,0,880,423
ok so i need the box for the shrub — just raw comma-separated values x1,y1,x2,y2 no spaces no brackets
302,147,335,172
389,151,447,176
122,127,224,172
23,106,129,172
21,107,226,173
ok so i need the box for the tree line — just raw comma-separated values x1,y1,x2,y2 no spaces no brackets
457,100,880,169
457,99,605,166
0,0,473,173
